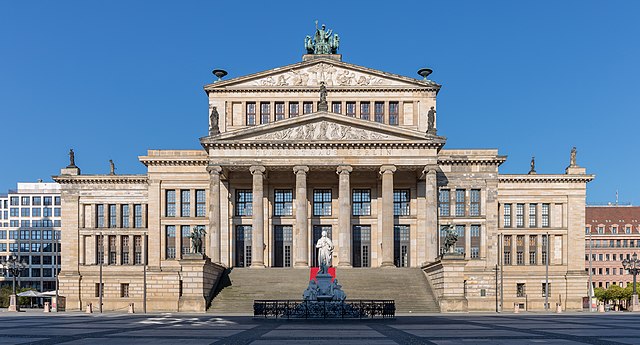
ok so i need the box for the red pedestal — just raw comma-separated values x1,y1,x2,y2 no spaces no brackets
310,267,335,282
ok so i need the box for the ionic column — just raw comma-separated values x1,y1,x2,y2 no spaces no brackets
207,165,223,263
250,165,266,268
337,165,353,267
380,165,397,267
423,165,439,263
294,166,309,267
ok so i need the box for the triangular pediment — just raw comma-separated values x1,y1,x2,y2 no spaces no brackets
203,112,445,144
204,57,439,90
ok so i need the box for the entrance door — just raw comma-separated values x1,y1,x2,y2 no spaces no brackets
235,225,252,267
352,225,371,267
274,225,293,267
312,225,332,267
394,225,410,267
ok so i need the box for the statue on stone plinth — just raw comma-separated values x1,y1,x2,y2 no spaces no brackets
427,107,436,134
68,149,76,167
316,230,333,270
570,146,577,166
189,226,206,254
109,160,116,175
209,106,220,135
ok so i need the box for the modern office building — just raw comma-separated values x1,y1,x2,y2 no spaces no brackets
585,205,640,289
53,27,593,312
0,182,61,292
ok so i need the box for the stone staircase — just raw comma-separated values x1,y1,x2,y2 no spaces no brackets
208,267,440,314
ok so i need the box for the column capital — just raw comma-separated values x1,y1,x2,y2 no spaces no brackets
249,165,266,176
293,165,309,175
206,165,223,175
336,165,353,175
379,165,397,175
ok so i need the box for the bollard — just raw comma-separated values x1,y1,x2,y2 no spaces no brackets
86,302,93,314
556,303,562,313
513,303,519,314
598,303,605,313
128,302,135,314
44,302,50,313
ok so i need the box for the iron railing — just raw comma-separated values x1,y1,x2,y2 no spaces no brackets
253,300,395,319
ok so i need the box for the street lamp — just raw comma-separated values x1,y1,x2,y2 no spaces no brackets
622,252,640,311
0,254,29,312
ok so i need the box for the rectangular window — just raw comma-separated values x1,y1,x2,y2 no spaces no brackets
516,203,524,227
96,204,104,228
529,203,537,227
517,283,526,297
181,190,191,217
303,101,313,114
439,189,450,216
275,102,285,121
389,101,399,125
542,283,551,297
109,204,117,228
393,189,410,216
44,196,52,206
455,189,465,217
121,283,129,298
121,204,130,228
541,203,550,227
181,226,191,255
246,102,256,125
331,102,342,114
289,102,299,117
32,197,41,206
274,189,293,216
469,189,480,216
196,190,206,217
346,102,356,117
235,190,253,216
134,204,143,228
166,190,176,217
529,235,537,265
503,235,512,265
21,196,30,206
360,102,370,120
260,102,270,124
166,225,176,259
374,101,384,123
352,189,372,216
313,189,332,216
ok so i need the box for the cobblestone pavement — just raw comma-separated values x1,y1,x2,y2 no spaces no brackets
0,311,637,345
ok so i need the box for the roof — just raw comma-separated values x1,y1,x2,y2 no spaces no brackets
586,206,640,225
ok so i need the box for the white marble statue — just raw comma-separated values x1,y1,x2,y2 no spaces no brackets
315,230,333,268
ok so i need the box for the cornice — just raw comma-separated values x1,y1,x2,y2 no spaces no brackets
53,175,148,185
499,174,595,183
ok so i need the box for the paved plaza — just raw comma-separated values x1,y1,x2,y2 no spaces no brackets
0,311,637,345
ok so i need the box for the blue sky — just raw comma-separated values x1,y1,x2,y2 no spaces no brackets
1,1,638,204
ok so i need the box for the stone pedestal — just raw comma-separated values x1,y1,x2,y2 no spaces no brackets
8,295,19,312
422,256,468,312
178,255,225,312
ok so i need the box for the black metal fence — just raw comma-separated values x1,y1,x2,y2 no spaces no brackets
253,300,395,319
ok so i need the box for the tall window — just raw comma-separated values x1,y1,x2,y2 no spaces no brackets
541,203,550,227
275,102,285,121
439,189,450,216
389,101,399,125
166,225,176,259
529,235,537,264
360,102,370,120
181,226,191,255
393,189,410,216
274,189,293,216
246,102,256,125
134,204,143,228
529,203,537,227
303,102,313,114
313,189,332,216
260,102,270,124
289,102,299,117
346,102,356,117
121,204,130,228
374,101,384,123
166,190,176,217
235,190,253,216
196,190,206,217
352,189,371,216
516,203,524,227
455,189,465,217
470,225,481,259
96,204,105,228
503,235,512,265
181,190,190,217
109,204,117,228
503,204,512,227
470,189,480,216
332,102,342,114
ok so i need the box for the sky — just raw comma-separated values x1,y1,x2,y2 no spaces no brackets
0,1,638,204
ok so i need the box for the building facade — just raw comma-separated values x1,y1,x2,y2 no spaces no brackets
585,206,640,289
54,43,593,312
0,182,62,292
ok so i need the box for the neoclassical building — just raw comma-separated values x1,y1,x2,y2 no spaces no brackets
54,34,593,312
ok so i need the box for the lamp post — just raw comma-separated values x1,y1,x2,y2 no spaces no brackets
622,252,640,311
0,254,28,312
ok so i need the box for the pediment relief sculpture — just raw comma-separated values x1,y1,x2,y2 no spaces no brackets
248,121,391,141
